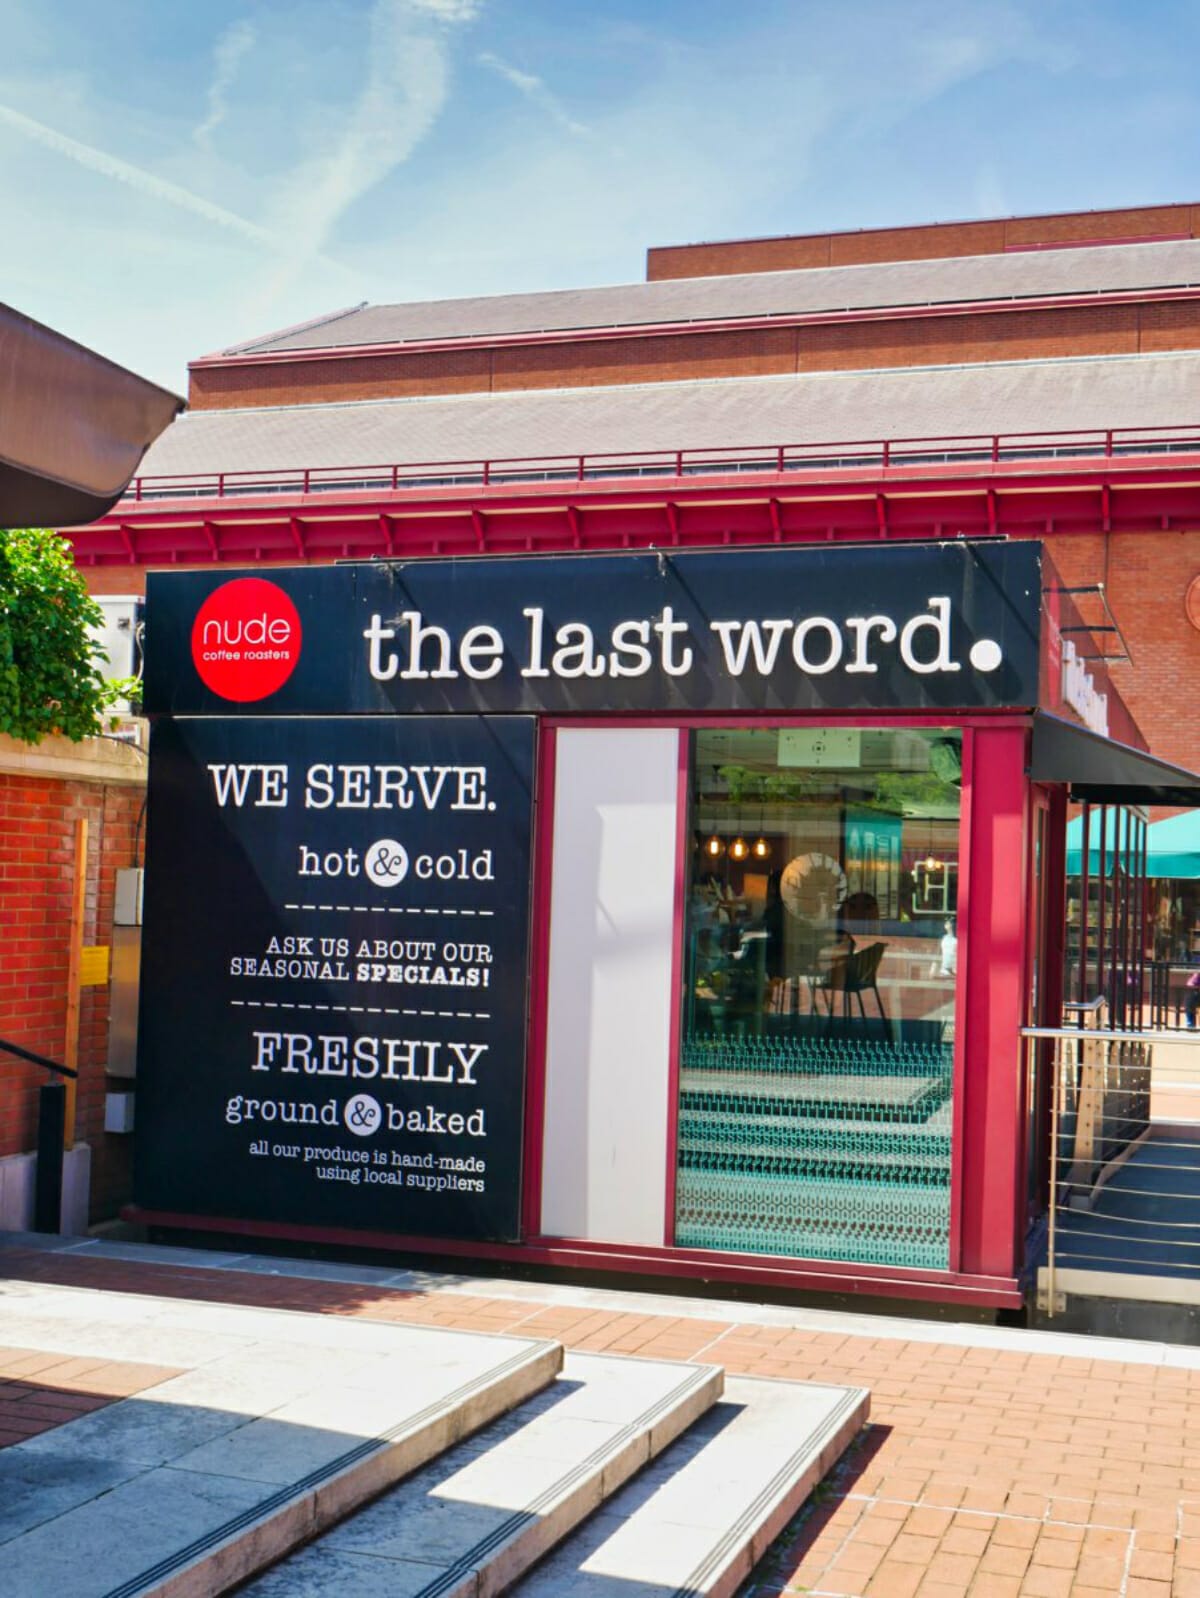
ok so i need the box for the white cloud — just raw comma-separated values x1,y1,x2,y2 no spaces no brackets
0,98,277,247
257,0,483,304
478,50,589,137
194,18,257,149
407,0,483,19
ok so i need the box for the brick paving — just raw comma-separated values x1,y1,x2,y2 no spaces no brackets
2,1245,1199,1596
0,1341,181,1447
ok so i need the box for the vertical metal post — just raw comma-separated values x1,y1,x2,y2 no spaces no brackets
1105,805,1112,1003
1079,803,1091,1004
1137,815,1149,1029
1047,1034,1060,1318
63,816,88,1148
34,1082,66,1232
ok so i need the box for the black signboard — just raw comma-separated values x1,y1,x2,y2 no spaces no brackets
142,541,1043,719
134,715,535,1241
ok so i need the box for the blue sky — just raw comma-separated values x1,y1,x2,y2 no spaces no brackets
2,0,1198,392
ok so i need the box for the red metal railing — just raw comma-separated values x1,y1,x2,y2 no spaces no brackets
121,423,1200,506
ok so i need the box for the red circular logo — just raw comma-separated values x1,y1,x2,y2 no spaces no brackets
1187,574,1200,633
191,579,302,702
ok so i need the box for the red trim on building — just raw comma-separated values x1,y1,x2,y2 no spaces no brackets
520,721,557,1240
65,461,1200,573
663,730,689,1247
946,727,974,1275
124,1205,1024,1307
958,725,1031,1281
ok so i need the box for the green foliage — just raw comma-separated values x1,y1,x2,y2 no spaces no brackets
869,769,959,811
0,528,126,744
717,764,813,803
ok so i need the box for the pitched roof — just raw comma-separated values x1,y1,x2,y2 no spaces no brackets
141,351,1200,479
217,239,1200,356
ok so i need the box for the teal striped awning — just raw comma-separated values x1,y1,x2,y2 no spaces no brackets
1067,808,1200,878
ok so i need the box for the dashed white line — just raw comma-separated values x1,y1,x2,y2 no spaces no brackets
229,999,491,1020
283,904,494,916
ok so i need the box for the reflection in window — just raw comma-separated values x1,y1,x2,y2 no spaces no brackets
674,727,962,1270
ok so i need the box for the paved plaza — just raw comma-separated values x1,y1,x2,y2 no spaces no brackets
2,1232,1199,1596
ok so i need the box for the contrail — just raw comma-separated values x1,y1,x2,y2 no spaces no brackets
478,50,589,136
195,18,257,148
0,100,278,247
260,0,482,301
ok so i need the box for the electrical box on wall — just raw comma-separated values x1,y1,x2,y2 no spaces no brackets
108,868,144,1080
104,1093,135,1134
114,867,144,926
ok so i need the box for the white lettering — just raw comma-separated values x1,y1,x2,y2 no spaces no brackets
399,610,458,680
900,597,960,675
710,618,793,675
792,617,843,675
608,618,653,677
844,615,898,674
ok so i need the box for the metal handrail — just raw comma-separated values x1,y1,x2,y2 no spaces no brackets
1026,1020,1199,1316
0,1036,77,1079
1022,1024,1194,1045
0,1037,77,1234
117,421,1200,506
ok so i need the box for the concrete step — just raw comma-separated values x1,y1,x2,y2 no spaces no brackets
238,1353,724,1597
0,1323,562,1598
511,1375,869,1598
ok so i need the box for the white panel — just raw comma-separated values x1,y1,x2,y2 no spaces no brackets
540,728,680,1246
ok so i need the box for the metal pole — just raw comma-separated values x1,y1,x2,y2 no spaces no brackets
63,816,88,1148
1105,805,1112,1003
34,1082,66,1232
1047,1034,1060,1319
1079,803,1090,1004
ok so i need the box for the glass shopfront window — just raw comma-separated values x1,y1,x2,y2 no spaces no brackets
674,726,962,1270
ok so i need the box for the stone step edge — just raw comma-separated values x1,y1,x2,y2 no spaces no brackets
687,1381,869,1597
107,1338,564,1598
402,1360,725,1598
510,1377,870,1598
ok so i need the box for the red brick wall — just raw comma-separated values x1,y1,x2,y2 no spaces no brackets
188,342,493,408
85,566,149,597
1045,528,1200,775
185,297,1200,411
0,772,144,1218
647,203,1200,279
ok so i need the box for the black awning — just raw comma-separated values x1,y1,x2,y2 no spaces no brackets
0,303,182,528
1031,712,1200,805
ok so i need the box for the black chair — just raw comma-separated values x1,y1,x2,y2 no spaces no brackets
829,941,890,1032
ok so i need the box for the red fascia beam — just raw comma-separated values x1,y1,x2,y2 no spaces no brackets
186,284,1200,371
67,478,1200,568
65,456,1200,567
104,446,1200,546
92,450,1200,527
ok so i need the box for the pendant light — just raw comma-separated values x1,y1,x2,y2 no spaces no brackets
751,792,770,862
702,765,725,861
729,834,749,862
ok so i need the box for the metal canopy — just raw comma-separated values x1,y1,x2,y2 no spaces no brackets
1031,713,1200,806
0,303,182,528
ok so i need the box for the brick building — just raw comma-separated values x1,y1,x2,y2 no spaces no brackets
0,737,144,1223
72,201,1200,775
61,203,1200,1303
